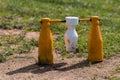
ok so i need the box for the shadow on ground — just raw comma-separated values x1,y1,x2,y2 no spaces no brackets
6,60,90,75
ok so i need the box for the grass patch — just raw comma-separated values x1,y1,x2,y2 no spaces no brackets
108,77,120,80
0,31,38,62
115,66,120,73
16,39,38,54
0,55,6,62
3,46,14,56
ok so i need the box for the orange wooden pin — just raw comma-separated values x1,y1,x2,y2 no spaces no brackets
88,16,104,62
38,18,54,65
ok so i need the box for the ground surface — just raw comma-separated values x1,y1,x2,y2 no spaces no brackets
0,30,120,80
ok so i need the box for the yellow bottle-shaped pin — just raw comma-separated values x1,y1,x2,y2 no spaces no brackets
88,16,104,62
38,18,54,64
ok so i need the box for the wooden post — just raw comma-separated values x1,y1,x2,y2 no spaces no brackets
88,16,104,62
38,18,54,65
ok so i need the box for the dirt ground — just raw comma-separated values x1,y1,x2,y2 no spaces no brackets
0,30,120,80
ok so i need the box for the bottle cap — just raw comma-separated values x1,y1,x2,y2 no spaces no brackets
65,17,78,25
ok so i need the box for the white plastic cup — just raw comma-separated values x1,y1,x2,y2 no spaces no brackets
64,17,78,52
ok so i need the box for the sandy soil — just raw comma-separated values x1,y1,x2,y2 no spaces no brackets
0,30,120,80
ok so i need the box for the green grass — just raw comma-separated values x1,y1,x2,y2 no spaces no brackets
0,32,38,62
106,66,120,80
0,55,6,62
0,0,120,61
106,76,120,80
115,66,120,73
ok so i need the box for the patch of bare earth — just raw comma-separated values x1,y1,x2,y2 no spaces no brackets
0,30,120,80
0,29,23,37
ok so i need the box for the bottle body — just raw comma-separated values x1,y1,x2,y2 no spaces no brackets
64,27,78,52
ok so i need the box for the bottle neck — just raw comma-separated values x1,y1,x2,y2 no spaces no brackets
67,25,76,30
